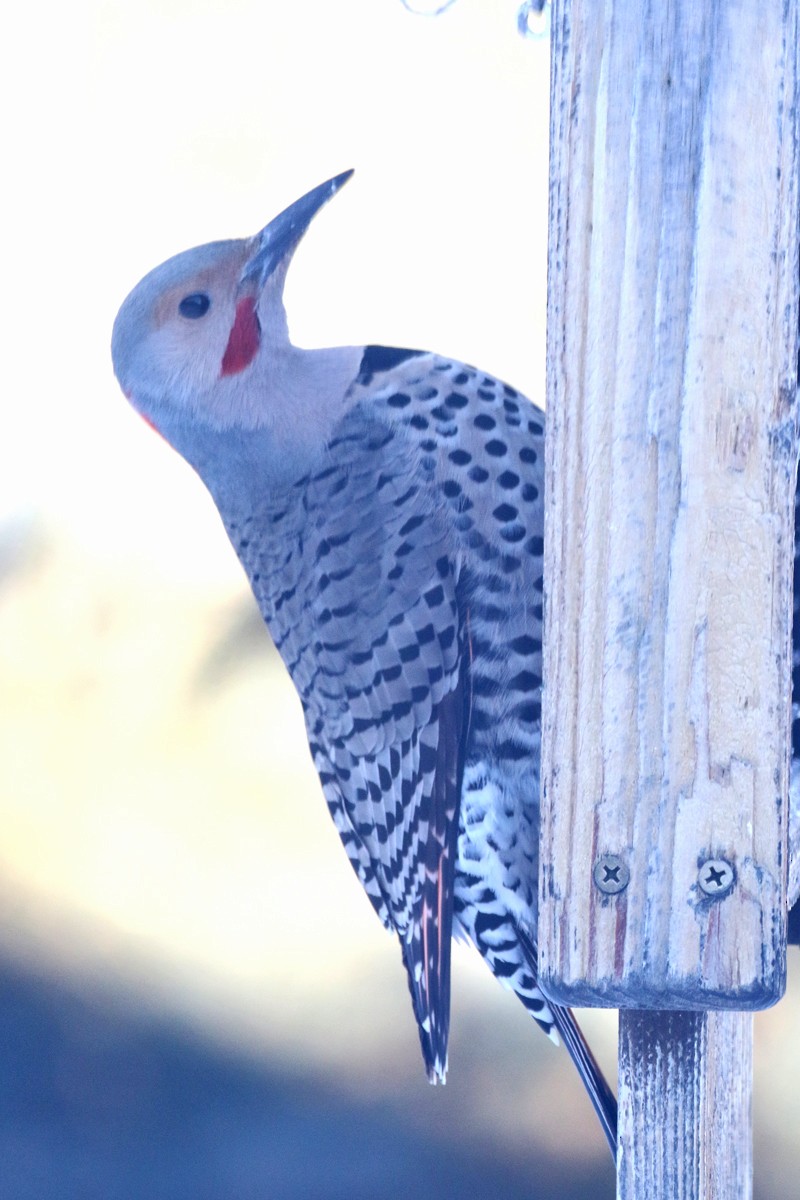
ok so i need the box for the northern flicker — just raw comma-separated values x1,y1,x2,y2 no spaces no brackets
112,170,617,1153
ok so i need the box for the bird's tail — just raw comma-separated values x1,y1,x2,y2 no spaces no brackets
548,1001,618,1157
515,922,617,1158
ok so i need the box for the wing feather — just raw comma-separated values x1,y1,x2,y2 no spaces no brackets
284,408,470,1077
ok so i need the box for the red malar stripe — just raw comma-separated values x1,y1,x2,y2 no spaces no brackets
220,296,261,376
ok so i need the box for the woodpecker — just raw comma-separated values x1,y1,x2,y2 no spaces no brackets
112,170,617,1153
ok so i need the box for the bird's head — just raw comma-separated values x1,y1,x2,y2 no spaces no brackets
111,170,354,433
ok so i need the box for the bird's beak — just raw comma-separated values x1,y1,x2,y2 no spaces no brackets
240,169,354,294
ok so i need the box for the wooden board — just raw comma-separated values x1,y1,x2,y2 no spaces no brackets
539,0,798,1009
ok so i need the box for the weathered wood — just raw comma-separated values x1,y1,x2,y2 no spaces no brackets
617,1010,752,1200
790,779,800,908
539,0,798,1009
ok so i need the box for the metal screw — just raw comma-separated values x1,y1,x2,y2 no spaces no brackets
593,853,629,895
698,858,735,898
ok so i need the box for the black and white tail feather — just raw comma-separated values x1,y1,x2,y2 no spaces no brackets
515,924,618,1155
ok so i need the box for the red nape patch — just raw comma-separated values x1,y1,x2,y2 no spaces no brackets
139,411,166,443
220,296,261,377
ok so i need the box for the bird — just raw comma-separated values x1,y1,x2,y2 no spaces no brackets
112,169,617,1154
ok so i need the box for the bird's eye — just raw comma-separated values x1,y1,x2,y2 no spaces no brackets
178,293,211,319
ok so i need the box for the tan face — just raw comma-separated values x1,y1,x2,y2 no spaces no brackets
113,234,310,440
112,238,256,408
112,171,352,431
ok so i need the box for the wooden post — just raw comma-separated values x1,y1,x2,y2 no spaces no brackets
618,1011,752,1197
539,0,798,1194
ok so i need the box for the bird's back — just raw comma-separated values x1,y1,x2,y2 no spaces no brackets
220,347,551,1051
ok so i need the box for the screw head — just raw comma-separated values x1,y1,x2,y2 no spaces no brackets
698,858,735,898
593,853,629,895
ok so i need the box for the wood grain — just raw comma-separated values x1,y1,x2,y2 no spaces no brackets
539,0,798,1009
618,1011,752,1199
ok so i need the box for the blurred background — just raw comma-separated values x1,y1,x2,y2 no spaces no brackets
1,1,797,1196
